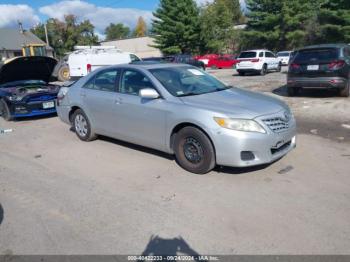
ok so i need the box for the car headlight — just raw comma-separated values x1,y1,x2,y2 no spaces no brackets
8,95,23,102
214,117,266,133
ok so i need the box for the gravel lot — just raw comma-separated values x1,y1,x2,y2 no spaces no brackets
0,68,350,255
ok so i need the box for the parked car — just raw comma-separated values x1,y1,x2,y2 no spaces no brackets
63,46,141,80
277,51,292,65
0,56,59,121
194,54,219,66
287,44,350,97
207,55,239,69
236,49,281,76
164,55,205,70
57,63,296,174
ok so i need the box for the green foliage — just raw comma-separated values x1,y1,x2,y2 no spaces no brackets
133,17,147,37
105,23,130,40
31,15,98,57
199,0,243,53
152,0,201,54
241,0,350,51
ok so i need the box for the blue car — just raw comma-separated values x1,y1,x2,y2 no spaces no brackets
0,56,59,121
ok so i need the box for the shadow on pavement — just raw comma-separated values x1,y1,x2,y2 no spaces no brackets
0,204,3,225
140,235,206,260
273,85,340,98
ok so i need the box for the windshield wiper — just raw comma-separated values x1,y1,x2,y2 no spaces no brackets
177,92,201,97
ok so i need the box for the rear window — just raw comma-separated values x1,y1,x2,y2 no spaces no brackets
293,48,339,63
238,52,257,58
277,52,290,57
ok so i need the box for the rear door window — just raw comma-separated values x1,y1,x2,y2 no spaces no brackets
294,48,339,63
83,69,119,92
238,52,257,58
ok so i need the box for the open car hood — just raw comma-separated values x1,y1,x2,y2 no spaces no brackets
0,56,57,85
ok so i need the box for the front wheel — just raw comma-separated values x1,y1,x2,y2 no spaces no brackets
0,99,13,121
174,127,215,174
72,109,97,141
339,82,349,97
287,86,301,97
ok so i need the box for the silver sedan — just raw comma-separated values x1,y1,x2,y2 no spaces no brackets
57,63,296,174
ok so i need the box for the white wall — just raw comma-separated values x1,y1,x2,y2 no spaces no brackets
100,36,162,58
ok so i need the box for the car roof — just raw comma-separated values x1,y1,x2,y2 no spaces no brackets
241,49,270,52
297,43,348,51
108,62,192,70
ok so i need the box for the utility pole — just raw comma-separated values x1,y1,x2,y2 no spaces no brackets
44,23,49,46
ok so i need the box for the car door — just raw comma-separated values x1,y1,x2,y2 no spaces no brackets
266,52,278,69
113,69,167,151
80,68,120,134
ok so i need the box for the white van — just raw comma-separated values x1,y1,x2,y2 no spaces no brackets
67,46,141,79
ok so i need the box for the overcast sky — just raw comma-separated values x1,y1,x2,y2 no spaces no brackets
0,0,246,38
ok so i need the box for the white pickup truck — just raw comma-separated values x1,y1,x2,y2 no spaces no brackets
55,46,141,81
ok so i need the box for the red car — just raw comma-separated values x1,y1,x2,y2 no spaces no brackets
195,54,238,69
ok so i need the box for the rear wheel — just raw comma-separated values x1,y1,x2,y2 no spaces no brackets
260,64,267,75
277,63,282,72
0,99,13,121
339,82,350,97
58,65,70,82
174,126,216,174
72,109,97,141
287,86,301,97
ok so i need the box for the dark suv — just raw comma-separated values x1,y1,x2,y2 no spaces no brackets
287,44,350,97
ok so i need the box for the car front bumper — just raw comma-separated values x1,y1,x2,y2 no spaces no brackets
287,77,348,89
9,100,57,118
210,123,297,167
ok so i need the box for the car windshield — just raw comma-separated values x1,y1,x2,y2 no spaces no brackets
150,66,230,97
238,52,257,58
277,52,290,57
293,48,339,63
0,80,46,88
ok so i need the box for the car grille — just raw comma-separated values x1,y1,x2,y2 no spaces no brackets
28,94,56,102
271,141,292,155
263,117,290,133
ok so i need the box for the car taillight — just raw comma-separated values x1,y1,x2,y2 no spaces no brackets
290,63,300,70
328,60,345,70
251,58,260,63
87,64,92,73
57,87,69,103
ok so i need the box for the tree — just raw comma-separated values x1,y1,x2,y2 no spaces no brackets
240,0,350,51
104,23,130,40
31,15,98,57
133,16,147,37
152,0,201,54
199,0,243,53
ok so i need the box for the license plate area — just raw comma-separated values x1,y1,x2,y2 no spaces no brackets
42,101,55,109
307,64,319,71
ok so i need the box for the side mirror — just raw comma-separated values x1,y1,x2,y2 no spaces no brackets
139,88,160,99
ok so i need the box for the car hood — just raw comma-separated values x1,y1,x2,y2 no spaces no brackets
180,87,288,119
0,56,57,85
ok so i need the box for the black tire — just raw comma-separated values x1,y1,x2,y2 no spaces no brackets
238,71,245,76
287,86,301,97
277,63,282,72
57,65,70,82
260,64,267,75
174,126,215,174
72,109,97,141
339,82,349,97
0,99,13,121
